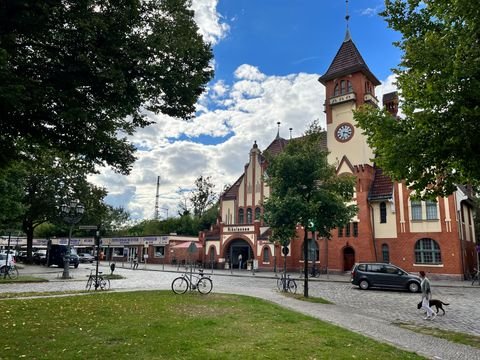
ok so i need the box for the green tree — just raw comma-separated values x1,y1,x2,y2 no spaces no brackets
190,176,217,217
0,0,213,173
355,0,480,197
0,149,110,258
263,122,357,297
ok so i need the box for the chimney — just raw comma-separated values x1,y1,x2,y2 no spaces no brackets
383,91,399,117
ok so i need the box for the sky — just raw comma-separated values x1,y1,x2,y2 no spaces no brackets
89,0,402,222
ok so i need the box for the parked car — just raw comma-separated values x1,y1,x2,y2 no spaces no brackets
33,250,47,265
0,253,15,266
78,253,95,263
46,245,79,268
351,262,421,293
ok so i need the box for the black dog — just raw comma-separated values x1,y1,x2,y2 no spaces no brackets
417,299,450,315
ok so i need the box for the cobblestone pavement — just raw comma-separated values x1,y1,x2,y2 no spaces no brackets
2,263,480,359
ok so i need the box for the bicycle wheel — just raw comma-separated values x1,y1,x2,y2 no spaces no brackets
100,278,110,290
287,279,297,294
8,267,18,280
277,278,285,291
86,276,93,290
196,277,213,294
172,277,189,294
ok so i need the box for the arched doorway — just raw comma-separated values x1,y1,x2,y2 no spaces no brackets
225,239,253,269
343,246,355,271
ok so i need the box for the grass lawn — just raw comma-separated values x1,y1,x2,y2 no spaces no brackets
0,276,48,284
0,291,425,359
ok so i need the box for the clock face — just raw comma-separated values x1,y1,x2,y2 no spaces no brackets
335,123,354,142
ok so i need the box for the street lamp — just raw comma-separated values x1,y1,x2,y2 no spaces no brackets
61,200,84,279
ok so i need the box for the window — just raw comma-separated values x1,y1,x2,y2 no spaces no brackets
411,200,422,220
380,202,387,223
353,222,358,237
414,238,442,264
301,239,319,261
345,223,351,237
382,244,389,263
334,83,340,96
426,200,438,220
154,246,165,257
338,227,343,237
247,208,252,224
347,80,353,93
255,207,261,221
340,80,346,94
238,209,244,224
262,247,270,262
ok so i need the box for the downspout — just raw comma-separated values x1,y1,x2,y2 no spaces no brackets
455,190,467,279
369,204,378,262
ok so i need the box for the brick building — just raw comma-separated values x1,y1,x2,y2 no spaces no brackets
199,29,477,279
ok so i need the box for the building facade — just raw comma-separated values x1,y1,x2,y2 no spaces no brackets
200,29,478,279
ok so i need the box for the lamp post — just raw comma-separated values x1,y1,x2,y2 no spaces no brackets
61,200,84,279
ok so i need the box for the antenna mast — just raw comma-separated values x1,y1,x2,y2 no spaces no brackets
154,176,160,220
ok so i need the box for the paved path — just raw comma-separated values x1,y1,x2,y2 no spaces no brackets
2,263,479,360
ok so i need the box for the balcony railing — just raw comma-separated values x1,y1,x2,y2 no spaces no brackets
329,92,356,105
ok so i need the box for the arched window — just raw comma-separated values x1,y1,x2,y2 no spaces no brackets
238,209,244,224
263,247,270,262
255,207,261,221
301,239,319,261
246,208,252,224
347,80,353,93
380,202,387,223
209,246,215,263
415,238,442,264
382,244,389,263
340,80,346,94
334,83,340,96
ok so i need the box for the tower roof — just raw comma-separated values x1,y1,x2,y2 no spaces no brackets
319,37,380,86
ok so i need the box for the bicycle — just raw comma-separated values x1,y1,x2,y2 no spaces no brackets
171,269,213,294
471,268,480,286
86,270,110,291
277,273,297,294
0,264,19,280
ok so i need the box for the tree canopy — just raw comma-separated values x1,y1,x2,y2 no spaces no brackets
263,122,357,296
355,0,480,197
0,0,213,173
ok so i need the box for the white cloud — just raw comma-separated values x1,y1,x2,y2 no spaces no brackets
190,0,230,45
90,67,326,220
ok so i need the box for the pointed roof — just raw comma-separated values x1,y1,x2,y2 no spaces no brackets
368,167,393,201
319,34,380,86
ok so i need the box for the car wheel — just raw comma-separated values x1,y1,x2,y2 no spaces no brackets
74,263,79,268
359,279,370,290
408,282,419,293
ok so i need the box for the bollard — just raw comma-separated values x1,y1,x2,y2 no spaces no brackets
110,262,116,275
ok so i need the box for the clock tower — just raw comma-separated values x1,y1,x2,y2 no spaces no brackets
318,28,380,169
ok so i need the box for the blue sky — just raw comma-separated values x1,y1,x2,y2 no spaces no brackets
90,0,402,221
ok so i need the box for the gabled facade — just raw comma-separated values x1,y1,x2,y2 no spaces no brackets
199,30,477,279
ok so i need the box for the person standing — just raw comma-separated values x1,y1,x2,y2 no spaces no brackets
238,253,242,270
420,271,436,320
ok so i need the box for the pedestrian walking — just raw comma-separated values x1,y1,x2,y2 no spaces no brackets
238,253,242,270
419,271,436,320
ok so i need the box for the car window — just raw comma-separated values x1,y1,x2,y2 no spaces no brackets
357,264,366,271
367,264,383,273
384,265,398,274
